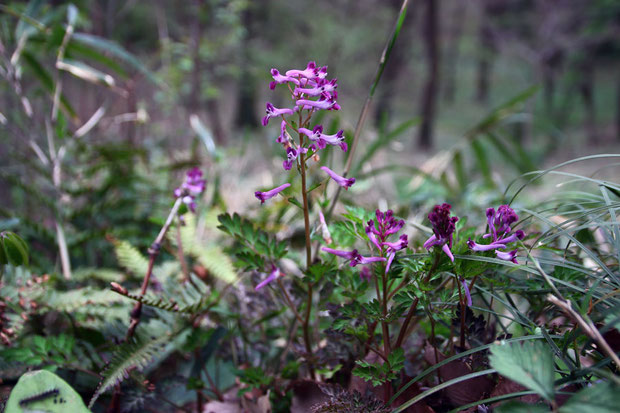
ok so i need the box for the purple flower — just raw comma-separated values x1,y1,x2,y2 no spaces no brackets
255,266,283,291
269,68,299,90
285,61,318,79
423,203,459,262
174,167,206,212
460,277,472,306
495,249,518,264
383,234,408,274
277,120,289,144
262,102,295,126
294,79,338,96
283,146,307,170
467,205,524,264
321,247,385,267
299,126,347,152
320,166,355,189
300,126,346,151
255,183,291,204
296,94,339,111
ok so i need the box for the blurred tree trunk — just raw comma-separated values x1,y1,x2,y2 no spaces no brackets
374,0,415,128
442,1,466,103
475,0,495,104
578,60,597,144
235,5,259,128
417,0,440,149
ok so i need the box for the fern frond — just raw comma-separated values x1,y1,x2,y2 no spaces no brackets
88,332,170,408
72,267,126,283
112,239,149,276
110,276,218,314
194,246,236,284
46,287,123,312
169,215,237,283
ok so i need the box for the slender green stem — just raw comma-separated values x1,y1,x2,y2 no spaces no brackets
395,252,440,348
298,115,316,379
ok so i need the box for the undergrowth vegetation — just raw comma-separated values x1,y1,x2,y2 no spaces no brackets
0,1,619,413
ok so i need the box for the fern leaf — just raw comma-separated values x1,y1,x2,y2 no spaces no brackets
111,277,217,314
112,239,149,276
169,215,237,283
46,287,123,312
88,333,170,408
194,246,236,284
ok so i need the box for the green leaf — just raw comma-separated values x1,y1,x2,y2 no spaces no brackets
0,231,29,266
489,340,555,401
559,381,620,413
4,369,90,413
71,33,158,84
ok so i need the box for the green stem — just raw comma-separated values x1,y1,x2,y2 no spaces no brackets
395,252,440,348
298,117,316,380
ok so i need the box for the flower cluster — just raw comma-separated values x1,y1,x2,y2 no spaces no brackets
467,205,524,263
174,167,206,212
365,210,408,274
256,61,353,204
322,209,408,279
424,203,459,262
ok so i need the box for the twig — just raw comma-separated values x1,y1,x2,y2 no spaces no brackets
125,198,183,340
547,295,620,368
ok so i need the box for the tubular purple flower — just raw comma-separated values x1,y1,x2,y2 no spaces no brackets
383,234,408,252
424,203,459,262
467,240,506,252
365,222,382,251
383,235,409,274
285,61,317,78
283,146,307,171
495,249,518,264
277,120,289,144
255,266,283,291
319,130,347,152
356,255,386,266
269,68,299,90
255,183,291,204
321,247,385,267
299,126,346,151
262,102,295,126
321,247,357,260
296,97,337,111
320,166,355,189
460,278,473,306
294,79,337,96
